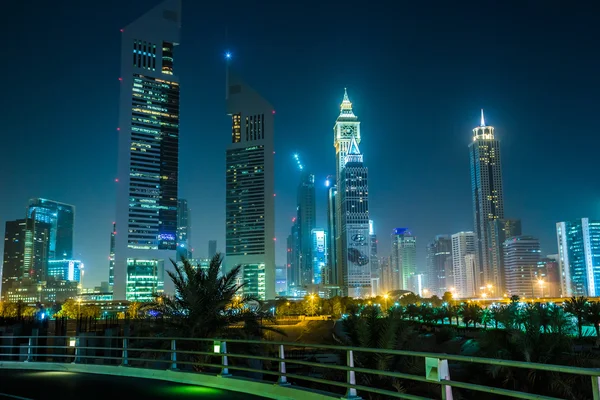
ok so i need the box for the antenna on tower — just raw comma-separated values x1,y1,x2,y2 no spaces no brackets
293,153,304,171
225,27,230,100
480,109,486,127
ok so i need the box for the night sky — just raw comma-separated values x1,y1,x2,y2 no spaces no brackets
1,0,599,288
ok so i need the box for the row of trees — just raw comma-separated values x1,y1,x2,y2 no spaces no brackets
0,299,101,320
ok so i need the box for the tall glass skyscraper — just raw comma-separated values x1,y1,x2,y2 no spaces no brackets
556,218,600,297
108,223,116,292
113,0,181,300
2,219,27,299
469,110,505,292
27,198,75,261
503,236,541,298
311,229,327,285
391,229,416,291
426,235,452,296
339,136,371,297
297,172,316,286
333,90,371,297
225,71,275,300
326,176,338,285
488,218,521,294
176,199,192,261
451,231,476,298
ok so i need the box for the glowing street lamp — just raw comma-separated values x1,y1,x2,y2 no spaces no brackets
538,279,545,298
309,294,316,316
422,289,430,297
383,293,390,311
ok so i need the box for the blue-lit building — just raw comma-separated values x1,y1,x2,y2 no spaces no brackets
326,176,337,285
27,198,75,261
311,229,327,285
47,259,82,282
556,218,600,297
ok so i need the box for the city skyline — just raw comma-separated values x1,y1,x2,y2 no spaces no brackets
1,0,599,289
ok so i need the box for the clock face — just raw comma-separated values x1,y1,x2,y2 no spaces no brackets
342,125,355,136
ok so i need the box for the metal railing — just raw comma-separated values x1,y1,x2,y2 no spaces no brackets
1,335,599,400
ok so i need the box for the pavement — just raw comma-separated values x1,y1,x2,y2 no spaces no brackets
0,370,265,400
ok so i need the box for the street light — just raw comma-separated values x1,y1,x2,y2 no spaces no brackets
538,279,545,298
383,293,389,311
423,289,429,297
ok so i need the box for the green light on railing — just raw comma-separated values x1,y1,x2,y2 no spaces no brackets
213,341,221,353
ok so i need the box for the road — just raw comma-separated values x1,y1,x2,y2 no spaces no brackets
0,370,265,399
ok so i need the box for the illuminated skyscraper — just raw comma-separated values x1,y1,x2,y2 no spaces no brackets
333,90,371,297
297,171,316,286
176,199,192,261
311,229,327,284
225,71,275,300
325,176,338,285
556,218,600,297
113,0,181,300
469,110,505,291
503,236,541,298
126,259,164,301
2,219,27,299
338,136,371,297
488,218,521,293
426,235,452,296
108,222,116,292
287,219,300,291
451,231,476,298
369,220,380,293
27,198,75,261
391,229,416,291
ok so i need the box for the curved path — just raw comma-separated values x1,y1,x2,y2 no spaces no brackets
0,370,265,400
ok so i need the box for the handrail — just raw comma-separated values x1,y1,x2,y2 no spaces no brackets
1,335,599,400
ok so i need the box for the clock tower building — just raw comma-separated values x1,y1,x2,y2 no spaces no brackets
333,89,371,297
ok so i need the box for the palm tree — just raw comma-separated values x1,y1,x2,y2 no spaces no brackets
565,296,588,339
585,301,600,339
479,307,492,329
460,303,481,328
146,254,279,339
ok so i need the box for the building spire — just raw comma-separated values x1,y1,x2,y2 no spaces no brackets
480,109,485,127
339,87,355,118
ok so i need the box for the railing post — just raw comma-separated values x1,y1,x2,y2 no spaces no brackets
25,337,33,362
121,338,128,366
277,344,290,386
72,337,81,364
170,339,177,370
219,341,231,377
343,350,362,400
426,357,453,400
592,375,600,400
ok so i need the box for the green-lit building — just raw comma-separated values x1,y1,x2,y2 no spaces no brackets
126,259,164,301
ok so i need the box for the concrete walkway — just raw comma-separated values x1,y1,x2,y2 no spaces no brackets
0,370,265,400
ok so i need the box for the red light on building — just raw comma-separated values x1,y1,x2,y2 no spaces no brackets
118,77,123,81
115,178,119,182
273,193,276,197
272,110,276,114
117,127,120,131
120,28,124,32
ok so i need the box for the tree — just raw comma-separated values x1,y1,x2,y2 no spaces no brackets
56,299,80,319
441,291,453,304
303,294,320,316
565,296,588,339
479,307,492,329
460,303,481,328
585,301,600,339
399,293,421,307
126,302,144,319
510,295,520,303
429,295,443,308
145,254,279,339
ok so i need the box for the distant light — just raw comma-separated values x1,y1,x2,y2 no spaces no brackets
120,29,124,33
272,110,276,114
118,77,123,81
225,52,231,59
115,178,119,182
116,127,120,131
325,179,330,187
40,313,45,320
273,237,277,241
273,193,276,196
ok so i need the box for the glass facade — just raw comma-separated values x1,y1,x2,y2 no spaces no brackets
126,259,164,301
469,116,504,292
27,198,75,260
109,223,116,291
391,229,417,292
297,172,316,286
128,74,179,251
326,180,337,285
425,235,452,296
176,199,192,261
557,219,600,297
47,259,82,282
2,219,27,299
242,263,266,300
225,146,266,256
311,229,327,285
503,236,541,298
